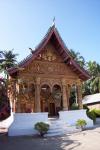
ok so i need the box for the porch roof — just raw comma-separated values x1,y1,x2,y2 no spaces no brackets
83,93,100,104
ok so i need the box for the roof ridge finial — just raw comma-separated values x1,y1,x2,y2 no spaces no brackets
52,17,55,27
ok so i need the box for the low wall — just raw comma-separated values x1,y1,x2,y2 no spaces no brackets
59,109,93,128
0,112,14,128
95,118,100,125
8,112,48,136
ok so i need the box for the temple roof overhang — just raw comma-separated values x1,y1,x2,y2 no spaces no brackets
8,25,90,81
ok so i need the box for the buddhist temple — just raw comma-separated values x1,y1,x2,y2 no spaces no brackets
8,25,90,116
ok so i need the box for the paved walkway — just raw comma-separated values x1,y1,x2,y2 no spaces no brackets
0,126,100,150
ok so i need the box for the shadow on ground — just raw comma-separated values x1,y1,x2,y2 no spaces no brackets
0,133,81,150
1,125,100,150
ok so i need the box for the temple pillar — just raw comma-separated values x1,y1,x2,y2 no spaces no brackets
67,85,71,109
12,99,16,112
31,102,34,112
16,99,21,112
62,79,68,110
16,83,21,112
34,77,41,112
77,84,83,109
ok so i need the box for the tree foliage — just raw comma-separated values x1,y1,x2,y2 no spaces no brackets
86,61,100,94
70,49,86,68
0,49,18,79
0,49,18,70
0,79,11,121
70,49,100,95
0,49,17,120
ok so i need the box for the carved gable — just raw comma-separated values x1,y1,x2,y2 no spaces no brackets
36,42,62,62
19,42,78,79
9,25,90,81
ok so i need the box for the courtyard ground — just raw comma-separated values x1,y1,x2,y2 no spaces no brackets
0,125,100,150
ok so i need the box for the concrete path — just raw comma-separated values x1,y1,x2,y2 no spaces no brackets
0,125,100,150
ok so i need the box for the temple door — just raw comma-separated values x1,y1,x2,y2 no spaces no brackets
49,103,56,116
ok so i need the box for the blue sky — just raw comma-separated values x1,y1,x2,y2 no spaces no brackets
0,0,100,63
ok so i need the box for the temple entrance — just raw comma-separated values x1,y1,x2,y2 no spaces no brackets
52,84,62,116
49,103,55,116
40,84,51,114
40,84,62,116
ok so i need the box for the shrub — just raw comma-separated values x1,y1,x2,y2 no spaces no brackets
35,122,49,137
94,109,100,118
76,119,87,130
83,105,96,123
83,104,89,111
86,109,100,123
87,110,96,123
70,103,79,110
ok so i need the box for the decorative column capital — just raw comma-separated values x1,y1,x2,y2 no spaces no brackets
61,78,66,86
76,79,82,86
35,77,41,85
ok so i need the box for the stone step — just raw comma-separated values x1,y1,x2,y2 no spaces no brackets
48,128,67,133
49,121,67,125
44,131,65,137
49,126,68,130
49,126,79,133
45,118,80,137
49,123,68,127
45,126,80,137
49,123,70,128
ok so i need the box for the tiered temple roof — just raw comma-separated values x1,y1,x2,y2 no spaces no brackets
8,25,90,81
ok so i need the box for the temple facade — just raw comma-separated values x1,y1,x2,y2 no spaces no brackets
8,25,90,116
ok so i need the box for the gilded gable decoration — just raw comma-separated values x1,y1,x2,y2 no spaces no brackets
37,49,56,61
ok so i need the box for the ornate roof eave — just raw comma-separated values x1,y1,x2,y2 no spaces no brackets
69,59,90,80
8,25,90,81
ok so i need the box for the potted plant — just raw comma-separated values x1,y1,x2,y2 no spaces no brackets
76,119,87,131
35,122,49,137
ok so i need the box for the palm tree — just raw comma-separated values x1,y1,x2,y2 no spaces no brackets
86,61,98,77
90,74,100,93
0,50,18,120
0,49,18,78
82,80,92,96
0,51,5,63
1,50,18,68
70,49,85,68
86,61,100,94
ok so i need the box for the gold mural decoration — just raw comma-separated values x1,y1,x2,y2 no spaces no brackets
37,49,56,61
29,61,67,74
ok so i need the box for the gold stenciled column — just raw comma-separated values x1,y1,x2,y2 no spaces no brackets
10,79,17,112
62,79,68,110
16,82,21,112
34,77,41,112
77,80,83,109
67,84,71,109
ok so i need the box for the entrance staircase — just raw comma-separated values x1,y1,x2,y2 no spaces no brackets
45,117,80,137
8,110,93,136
